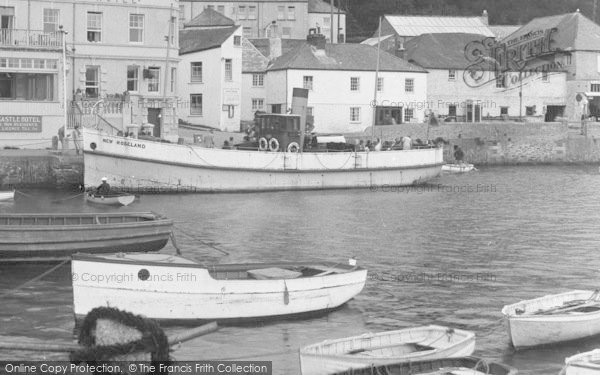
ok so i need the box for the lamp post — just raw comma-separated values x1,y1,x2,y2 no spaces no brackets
59,25,68,144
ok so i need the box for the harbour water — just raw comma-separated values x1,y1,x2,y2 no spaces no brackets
1,165,600,374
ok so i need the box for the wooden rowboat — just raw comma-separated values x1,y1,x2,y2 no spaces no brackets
502,290,600,349
72,253,367,322
299,325,475,375
0,190,15,201
328,356,517,375
441,163,476,173
565,349,600,375
85,192,136,206
0,212,173,262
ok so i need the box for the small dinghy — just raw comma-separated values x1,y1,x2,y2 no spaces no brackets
565,349,600,375
0,190,15,201
299,325,475,375
327,356,517,375
502,290,600,349
441,163,476,173
85,192,136,206
72,253,367,323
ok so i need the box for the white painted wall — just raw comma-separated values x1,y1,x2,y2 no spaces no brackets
266,69,427,133
241,72,267,121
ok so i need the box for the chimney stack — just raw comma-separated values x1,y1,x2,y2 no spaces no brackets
307,30,326,50
481,9,489,25
269,37,282,60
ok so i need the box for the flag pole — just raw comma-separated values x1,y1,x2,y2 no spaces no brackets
371,15,382,142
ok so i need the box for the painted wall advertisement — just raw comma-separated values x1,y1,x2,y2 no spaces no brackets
0,116,42,132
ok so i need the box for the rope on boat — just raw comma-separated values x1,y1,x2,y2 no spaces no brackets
0,259,69,299
170,231,182,255
70,306,170,363
473,358,490,374
14,190,36,198
174,225,230,256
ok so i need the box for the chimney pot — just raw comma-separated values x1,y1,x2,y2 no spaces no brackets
307,33,326,50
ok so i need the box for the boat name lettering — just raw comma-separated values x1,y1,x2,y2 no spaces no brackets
116,140,146,149
102,138,113,144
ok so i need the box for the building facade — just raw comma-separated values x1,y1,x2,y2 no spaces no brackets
266,34,428,133
1,0,181,147
307,0,345,43
179,0,308,39
178,10,242,131
241,38,269,124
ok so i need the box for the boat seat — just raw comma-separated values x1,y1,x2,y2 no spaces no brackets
247,267,302,280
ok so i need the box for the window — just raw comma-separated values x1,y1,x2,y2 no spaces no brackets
87,12,102,42
350,107,361,122
448,105,457,116
307,106,314,116
526,106,535,116
227,105,235,118
217,5,225,14
127,65,138,92
170,67,176,92
179,5,185,28
350,77,360,91
129,14,144,43
234,35,241,46
405,78,414,93
43,9,59,33
448,69,456,81
85,66,100,97
542,71,548,81
252,98,264,111
190,94,202,115
303,76,313,90
405,108,414,121
206,5,214,10
248,6,257,20
252,73,264,87
224,59,232,81
287,6,295,20
500,106,509,115
377,77,384,92
238,6,247,20
147,67,160,92
0,73,55,101
191,62,202,82
496,74,506,88
277,6,285,20
243,27,253,38
282,27,291,38
592,83,600,92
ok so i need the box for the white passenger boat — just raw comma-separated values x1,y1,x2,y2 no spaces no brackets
82,126,444,193
441,163,476,173
0,190,15,201
299,325,475,375
565,349,600,375
502,290,600,349
72,253,367,322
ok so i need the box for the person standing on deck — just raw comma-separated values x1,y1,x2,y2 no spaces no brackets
96,177,111,195
453,145,465,164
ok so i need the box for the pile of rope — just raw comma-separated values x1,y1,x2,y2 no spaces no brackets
70,307,170,374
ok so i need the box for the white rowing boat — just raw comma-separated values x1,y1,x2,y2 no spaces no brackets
85,192,136,206
565,349,600,375
0,190,15,201
502,290,600,349
72,253,367,322
299,325,475,375
441,163,476,173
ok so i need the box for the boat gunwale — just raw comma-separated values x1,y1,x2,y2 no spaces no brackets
501,290,596,319
0,212,172,229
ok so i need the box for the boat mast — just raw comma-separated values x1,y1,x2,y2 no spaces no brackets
371,16,382,142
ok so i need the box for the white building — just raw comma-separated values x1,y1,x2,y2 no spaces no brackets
178,9,242,130
266,33,428,133
307,0,346,43
241,38,269,124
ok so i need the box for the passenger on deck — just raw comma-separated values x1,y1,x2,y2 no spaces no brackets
222,140,231,149
374,138,382,151
393,138,403,150
403,136,412,150
96,177,111,195
229,137,235,150
454,145,465,164
365,140,372,151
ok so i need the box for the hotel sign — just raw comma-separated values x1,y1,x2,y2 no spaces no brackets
0,116,42,132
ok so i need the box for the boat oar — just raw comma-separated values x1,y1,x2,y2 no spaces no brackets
51,192,84,203
0,321,218,353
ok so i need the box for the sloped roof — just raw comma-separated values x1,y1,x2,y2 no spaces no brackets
488,25,521,39
309,0,344,14
383,15,494,37
360,34,393,46
502,12,600,51
179,26,238,55
184,8,234,28
268,42,426,72
404,33,493,70
249,38,306,58
243,38,269,73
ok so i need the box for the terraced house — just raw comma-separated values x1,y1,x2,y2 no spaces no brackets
0,0,181,148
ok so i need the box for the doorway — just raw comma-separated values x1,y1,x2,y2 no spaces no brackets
147,108,161,137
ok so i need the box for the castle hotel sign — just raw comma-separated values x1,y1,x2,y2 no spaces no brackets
0,116,42,132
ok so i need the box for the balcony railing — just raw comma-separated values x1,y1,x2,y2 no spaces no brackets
0,29,62,49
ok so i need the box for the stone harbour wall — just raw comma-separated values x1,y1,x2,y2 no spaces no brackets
0,150,83,189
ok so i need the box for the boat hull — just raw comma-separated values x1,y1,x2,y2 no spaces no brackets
502,290,600,348
566,350,600,375
85,193,136,206
442,163,475,173
299,325,475,375
0,213,173,262
83,128,444,192
0,190,15,201
71,255,367,321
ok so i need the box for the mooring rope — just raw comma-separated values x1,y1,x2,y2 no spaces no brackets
0,259,69,299
175,225,230,256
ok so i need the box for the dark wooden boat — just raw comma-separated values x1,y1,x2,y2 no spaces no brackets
328,356,517,375
0,212,173,262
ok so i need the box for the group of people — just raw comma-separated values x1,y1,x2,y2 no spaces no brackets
222,137,236,150
57,125,82,155
354,136,439,152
